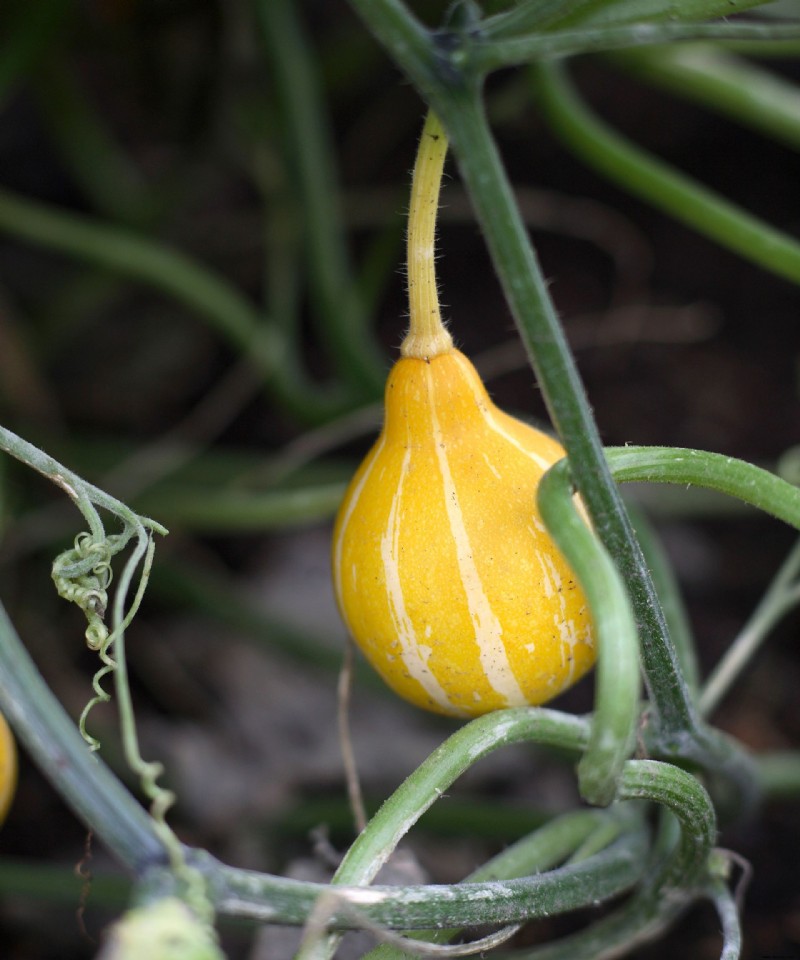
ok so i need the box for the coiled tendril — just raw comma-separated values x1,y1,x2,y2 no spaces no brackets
52,532,121,649
52,530,132,750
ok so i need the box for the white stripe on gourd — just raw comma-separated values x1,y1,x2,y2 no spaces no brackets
381,438,454,713
427,363,527,708
451,352,554,472
332,432,385,606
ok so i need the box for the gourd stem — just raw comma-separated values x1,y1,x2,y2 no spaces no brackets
402,110,454,359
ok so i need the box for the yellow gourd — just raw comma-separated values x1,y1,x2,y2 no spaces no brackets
0,713,16,823
331,112,595,718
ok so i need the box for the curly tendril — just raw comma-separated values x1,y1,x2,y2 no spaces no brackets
51,531,129,750
51,532,119,649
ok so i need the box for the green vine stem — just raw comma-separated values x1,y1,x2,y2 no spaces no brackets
480,0,771,38
615,442,800,706
537,465,640,806
627,503,700,695
620,759,716,887
616,44,800,153
330,709,589,887
470,18,800,73
544,443,800,806
532,59,800,286
604,446,800,528
212,829,647,931
284,757,715,960
293,708,608,960
506,759,719,960
0,427,167,543
365,808,634,960
705,870,744,960
604,443,800,722
538,441,799,805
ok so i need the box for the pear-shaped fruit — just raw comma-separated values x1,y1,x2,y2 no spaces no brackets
332,347,595,717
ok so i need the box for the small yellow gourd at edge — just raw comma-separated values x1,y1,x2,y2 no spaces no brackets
331,112,595,718
0,713,16,824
